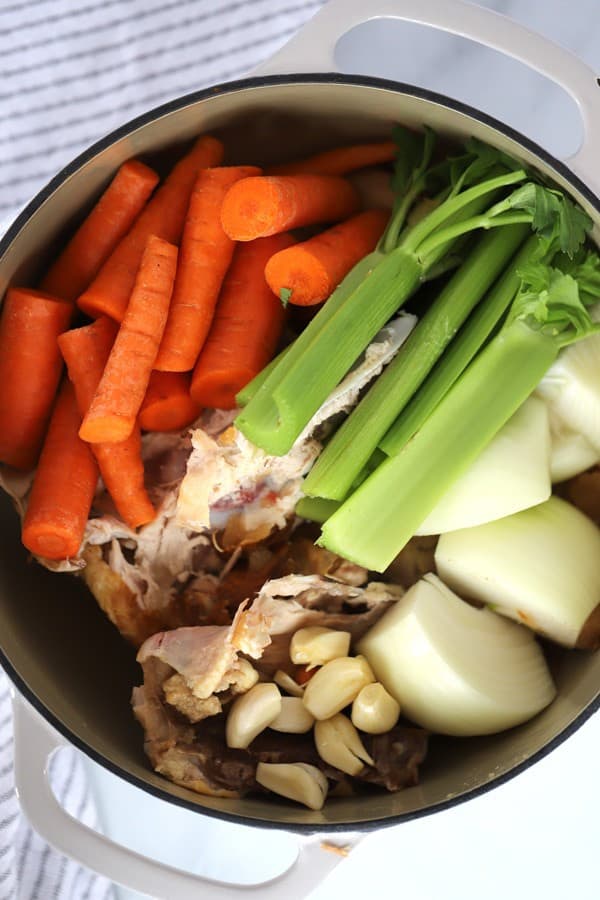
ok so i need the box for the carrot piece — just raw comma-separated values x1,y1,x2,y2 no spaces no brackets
220,175,360,241
155,165,261,372
266,141,397,176
139,372,201,432
59,317,156,528
40,160,159,302
265,209,389,306
0,287,72,470
190,233,294,410
77,135,223,322
21,380,98,560
80,235,177,444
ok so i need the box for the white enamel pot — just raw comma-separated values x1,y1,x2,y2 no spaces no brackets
1,1,599,897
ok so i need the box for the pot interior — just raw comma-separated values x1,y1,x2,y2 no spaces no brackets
1,78,598,829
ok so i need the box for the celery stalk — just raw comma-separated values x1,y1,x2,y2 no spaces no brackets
235,346,289,407
295,496,341,524
319,267,598,572
303,224,529,501
380,233,543,456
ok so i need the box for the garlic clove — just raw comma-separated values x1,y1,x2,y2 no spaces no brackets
225,682,281,749
302,655,375,720
255,762,328,810
314,713,374,776
351,682,400,734
274,669,305,697
290,626,351,671
269,697,315,733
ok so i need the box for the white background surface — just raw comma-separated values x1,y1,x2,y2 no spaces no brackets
73,1,600,897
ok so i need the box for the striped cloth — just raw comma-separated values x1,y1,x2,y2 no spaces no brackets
0,1,324,898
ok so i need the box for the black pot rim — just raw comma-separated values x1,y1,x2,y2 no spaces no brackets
1,71,599,836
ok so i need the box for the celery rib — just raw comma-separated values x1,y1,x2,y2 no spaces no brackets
380,233,543,456
303,224,529,501
319,320,560,572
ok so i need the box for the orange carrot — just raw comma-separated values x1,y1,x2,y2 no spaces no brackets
59,317,156,528
21,380,98,560
190,233,294,410
266,140,397,176
265,209,389,306
0,287,72,470
139,372,201,432
77,135,223,322
155,165,261,372
79,235,177,444
40,160,159,302
220,174,360,242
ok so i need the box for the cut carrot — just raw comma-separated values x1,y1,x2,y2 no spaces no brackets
40,159,159,302
59,317,156,528
22,380,98,560
0,287,72,470
190,233,294,410
266,141,397,176
139,372,201,432
220,174,360,241
80,235,178,444
265,209,389,306
155,165,261,372
77,135,223,322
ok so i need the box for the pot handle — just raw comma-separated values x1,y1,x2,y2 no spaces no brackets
256,0,600,198
12,694,361,900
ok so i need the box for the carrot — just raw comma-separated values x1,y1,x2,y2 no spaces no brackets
21,380,98,560
190,233,294,410
77,135,223,322
40,160,159,302
59,317,156,528
79,235,177,444
265,209,389,306
155,165,261,372
266,140,397,176
139,372,201,432
220,174,360,242
0,287,72,470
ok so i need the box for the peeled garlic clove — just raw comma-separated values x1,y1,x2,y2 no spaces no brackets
226,682,281,749
314,713,374,776
256,762,328,810
351,683,400,734
290,627,351,670
274,669,305,697
269,697,315,733
302,655,375,720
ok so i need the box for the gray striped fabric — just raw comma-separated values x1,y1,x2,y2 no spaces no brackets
0,1,324,898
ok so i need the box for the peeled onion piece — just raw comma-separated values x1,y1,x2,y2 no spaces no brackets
358,574,555,737
545,408,600,483
536,305,600,456
436,496,600,648
416,396,551,535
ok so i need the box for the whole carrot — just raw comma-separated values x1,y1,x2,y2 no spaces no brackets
139,372,201,432
80,235,177,444
40,159,159,302
266,140,397,176
0,287,72,470
155,165,261,372
22,381,98,560
220,174,360,242
59,317,156,528
190,233,294,410
265,209,389,306
77,135,223,322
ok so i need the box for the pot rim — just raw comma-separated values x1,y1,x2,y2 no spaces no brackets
1,71,599,834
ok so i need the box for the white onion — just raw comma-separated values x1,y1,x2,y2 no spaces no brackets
416,396,551,535
548,421,599,482
435,496,600,647
358,574,555,737
536,303,600,452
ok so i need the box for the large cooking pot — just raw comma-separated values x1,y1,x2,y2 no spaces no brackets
2,1,599,896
